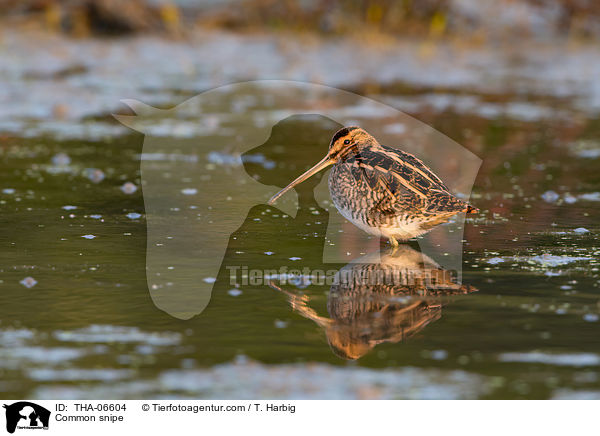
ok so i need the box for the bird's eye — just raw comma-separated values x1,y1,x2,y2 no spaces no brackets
343,139,351,145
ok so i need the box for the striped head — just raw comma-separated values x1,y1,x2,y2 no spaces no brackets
328,126,378,159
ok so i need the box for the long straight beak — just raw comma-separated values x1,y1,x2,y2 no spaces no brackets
267,155,334,205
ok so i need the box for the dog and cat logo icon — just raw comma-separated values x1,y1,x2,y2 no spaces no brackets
3,402,50,433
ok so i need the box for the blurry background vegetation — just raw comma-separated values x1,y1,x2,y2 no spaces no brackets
1,0,600,40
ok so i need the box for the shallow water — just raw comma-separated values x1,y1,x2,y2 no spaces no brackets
1,32,600,400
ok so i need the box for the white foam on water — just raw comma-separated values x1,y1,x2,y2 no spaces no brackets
53,325,182,346
498,352,600,367
156,360,492,400
552,390,600,400
28,368,135,382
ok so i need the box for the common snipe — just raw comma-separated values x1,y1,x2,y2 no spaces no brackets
269,245,476,360
268,126,477,247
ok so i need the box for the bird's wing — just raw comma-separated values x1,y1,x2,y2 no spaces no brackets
379,144,450,191
343,147,468,218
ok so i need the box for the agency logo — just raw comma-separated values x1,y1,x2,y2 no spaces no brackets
3,402,50,434
115,80,481,320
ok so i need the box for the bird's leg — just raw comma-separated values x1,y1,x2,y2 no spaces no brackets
388,235,399,250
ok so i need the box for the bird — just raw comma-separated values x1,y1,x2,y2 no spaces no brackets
268,126,477,247
269,245,476,360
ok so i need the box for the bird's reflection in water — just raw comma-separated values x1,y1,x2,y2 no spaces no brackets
270,245,476,360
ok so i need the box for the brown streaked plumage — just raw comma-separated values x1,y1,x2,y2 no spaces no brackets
268,126,478,247
269,246,477,360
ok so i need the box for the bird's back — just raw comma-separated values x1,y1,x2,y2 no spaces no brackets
332,143,469,217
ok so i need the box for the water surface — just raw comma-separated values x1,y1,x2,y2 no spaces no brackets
1,35,599,400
